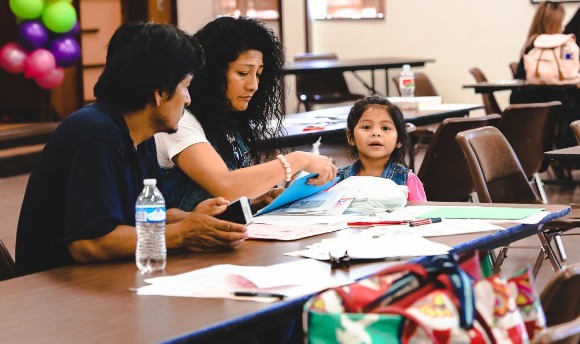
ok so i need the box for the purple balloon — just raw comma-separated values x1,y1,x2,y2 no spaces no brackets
64,21,80,38
17,21,49,51
49,36,81,67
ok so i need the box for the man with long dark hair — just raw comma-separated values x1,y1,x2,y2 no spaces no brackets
16,22,248,276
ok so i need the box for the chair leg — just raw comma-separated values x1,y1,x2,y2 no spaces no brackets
490,246,509,274
533,172,549,204
536,231,563,274
532,246,546,278
468,192,479,203
553,234,567,262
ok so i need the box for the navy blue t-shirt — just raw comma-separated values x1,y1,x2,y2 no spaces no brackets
15,101,172,276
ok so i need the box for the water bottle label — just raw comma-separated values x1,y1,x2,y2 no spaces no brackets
135,205,166,223
399,77,415,88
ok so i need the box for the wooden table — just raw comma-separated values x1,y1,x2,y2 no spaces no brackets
284,57,435,95
545,145,580,164
463,80,580,94
267,103,482,148
0,202,569,343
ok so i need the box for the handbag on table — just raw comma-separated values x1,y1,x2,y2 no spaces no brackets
303,252,545,344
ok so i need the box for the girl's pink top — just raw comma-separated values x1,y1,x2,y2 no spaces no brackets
407,171,427,201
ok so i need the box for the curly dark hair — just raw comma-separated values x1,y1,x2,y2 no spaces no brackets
188,16,285,164
345,95,414,168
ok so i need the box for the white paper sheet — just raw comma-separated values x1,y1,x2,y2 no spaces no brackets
286,228,451,260
136,259,352,302
247,222,348,241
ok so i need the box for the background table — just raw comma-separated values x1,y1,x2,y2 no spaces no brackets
463,80,580,94
265,103,482,148
284,57,435,95
545,145,580,164
0,202,568,343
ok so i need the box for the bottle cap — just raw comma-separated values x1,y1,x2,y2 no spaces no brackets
143,178,157,186
402,64,410,71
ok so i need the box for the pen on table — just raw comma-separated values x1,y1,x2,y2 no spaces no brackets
232,291,287,300
409,217,442,227
347,220,410,227
347,218,442,227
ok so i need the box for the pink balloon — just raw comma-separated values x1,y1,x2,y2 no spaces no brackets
35,66,64,89
0,42,27,74
24,48,56,79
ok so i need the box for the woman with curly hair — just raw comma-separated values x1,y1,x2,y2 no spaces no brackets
155,16,336,211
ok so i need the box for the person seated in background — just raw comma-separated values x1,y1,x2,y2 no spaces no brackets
337,96,427,201
511,1,580,148
15,22,248,277
154,16,337,212
564,6,580,47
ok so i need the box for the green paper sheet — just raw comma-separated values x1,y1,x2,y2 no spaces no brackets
417,206,544,220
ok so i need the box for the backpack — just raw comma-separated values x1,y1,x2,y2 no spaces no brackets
523,33,580,85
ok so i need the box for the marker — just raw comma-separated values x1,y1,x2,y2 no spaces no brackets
409,218,442,227
232,291,287,300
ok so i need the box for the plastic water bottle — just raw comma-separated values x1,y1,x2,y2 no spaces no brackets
399,64,415,110
135,178,166,273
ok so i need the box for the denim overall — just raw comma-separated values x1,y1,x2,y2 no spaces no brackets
160,132,251,211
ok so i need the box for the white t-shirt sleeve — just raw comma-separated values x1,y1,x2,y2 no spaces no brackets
154,111,209,168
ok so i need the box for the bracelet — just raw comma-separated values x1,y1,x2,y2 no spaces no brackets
276,154,292,182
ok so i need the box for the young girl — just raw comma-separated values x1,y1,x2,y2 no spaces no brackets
337,96,427,201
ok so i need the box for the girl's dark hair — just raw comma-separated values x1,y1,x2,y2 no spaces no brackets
346,95,414,167
189,16,285,164
94,21,203,112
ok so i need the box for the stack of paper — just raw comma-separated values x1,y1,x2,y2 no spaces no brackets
136,259,353,302
286,228,451,261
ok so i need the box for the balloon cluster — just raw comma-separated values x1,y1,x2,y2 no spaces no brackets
0,0,81,89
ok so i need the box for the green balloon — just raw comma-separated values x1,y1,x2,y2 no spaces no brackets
9,0,45,19
41,2,77,34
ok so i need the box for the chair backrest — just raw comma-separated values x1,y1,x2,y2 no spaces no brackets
570,120,580,144
391,72,439,97
0,237,15,281
509,61,519,78
538,262,580,344
417,114,501,202
294,53,363,111
497,101,561,178
455,126,541,204
468,67,502,115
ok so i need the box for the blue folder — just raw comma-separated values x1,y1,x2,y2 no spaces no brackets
254,173,339,216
